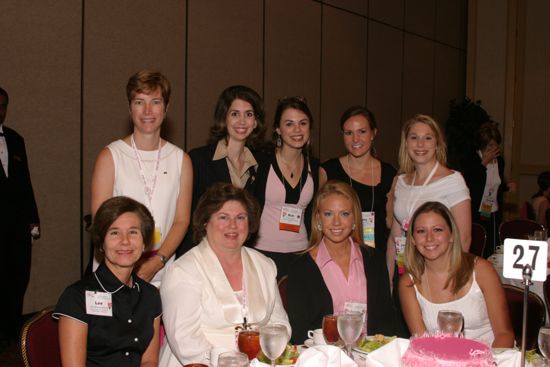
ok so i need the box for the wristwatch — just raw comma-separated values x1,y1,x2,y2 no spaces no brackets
156,253,168,265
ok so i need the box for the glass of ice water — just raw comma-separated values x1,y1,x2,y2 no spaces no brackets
538,327,550,366
259,324,289,367
337,311,363,357
437,310,463,337
217,351,248,367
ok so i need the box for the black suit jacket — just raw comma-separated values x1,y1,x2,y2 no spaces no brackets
287,246,402,344
461,153,508,221
176,143,258,255
0,126,39,229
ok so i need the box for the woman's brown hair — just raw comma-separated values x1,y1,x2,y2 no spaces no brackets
405,201,474,294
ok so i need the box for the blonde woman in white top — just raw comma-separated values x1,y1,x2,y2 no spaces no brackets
387,114,471,283
399,201,513,347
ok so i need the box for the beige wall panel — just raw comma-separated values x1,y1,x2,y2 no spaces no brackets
320,7,367,162
472,0,507,123
435,0,466,48
519,0,550,165
186,0,263,150
82,1,187,225
323,0,367,16
366,22,403,167
369,0,404,28
0,1,82,312
264,0,321,154
433,45,461,125
401,34,434,120
404,0,435,39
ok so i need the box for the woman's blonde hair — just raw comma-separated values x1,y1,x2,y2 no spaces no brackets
307,180,363,251
405,201,474,294
398,114,447,174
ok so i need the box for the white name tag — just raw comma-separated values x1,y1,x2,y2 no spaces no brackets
344,302,367,331
279,206,302,233
85,291,113,317
502,238,548,282
344,302,367,316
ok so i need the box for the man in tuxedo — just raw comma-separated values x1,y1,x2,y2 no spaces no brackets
0,87,40,349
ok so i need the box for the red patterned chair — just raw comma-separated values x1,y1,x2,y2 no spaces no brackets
20,307,61,367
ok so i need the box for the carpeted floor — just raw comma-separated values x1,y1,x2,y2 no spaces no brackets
0,313,35,367
0,342,24,367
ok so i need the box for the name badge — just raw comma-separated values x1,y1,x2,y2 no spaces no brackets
85,291,113,317
279,206,302,233
344,302,367,316
395,236,407,275
362,211,375,248
154,227,162,245
503,238,548,282
344,302,367,331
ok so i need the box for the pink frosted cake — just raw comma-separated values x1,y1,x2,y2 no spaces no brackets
402,335,494,367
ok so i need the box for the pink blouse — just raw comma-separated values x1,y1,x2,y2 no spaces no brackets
315,238,367,315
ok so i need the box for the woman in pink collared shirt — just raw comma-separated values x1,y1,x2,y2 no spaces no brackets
286,180,401,344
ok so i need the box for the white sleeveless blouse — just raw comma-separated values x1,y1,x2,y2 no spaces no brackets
412,269,495,345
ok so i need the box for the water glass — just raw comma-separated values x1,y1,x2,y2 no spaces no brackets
538,327,550,365
337,311,363,357
437,310,463,336
534,230,548,241
259,324,289,367
217,351,248,367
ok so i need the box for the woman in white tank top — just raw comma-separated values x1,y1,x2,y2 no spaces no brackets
399,201,514,348
91,70,193,286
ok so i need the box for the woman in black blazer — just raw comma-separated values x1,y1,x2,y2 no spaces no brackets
177,85,266,256
287,181,401,344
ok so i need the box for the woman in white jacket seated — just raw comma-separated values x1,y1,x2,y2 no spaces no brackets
159,183,290,366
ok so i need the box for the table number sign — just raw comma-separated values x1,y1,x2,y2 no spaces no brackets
502,238,548,282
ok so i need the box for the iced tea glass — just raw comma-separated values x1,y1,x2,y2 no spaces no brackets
322,314,340,345
237,329,261,360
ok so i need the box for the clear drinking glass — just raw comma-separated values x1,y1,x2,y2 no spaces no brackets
337,311,363,357
217,351,249,367
538,327,550,366
437,310,464,336
534,230,548,241
259,324,289,367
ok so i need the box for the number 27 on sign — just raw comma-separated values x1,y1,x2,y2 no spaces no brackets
502,238,548,282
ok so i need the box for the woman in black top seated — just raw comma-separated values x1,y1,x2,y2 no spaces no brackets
54,196,161,367
286,180,399,344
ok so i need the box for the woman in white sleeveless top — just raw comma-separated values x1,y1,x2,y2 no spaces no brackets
399,201,513,347
91,70,193,286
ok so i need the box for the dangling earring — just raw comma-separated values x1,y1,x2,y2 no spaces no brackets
317,223,322,231
276,134,282,147
352,223,356,231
